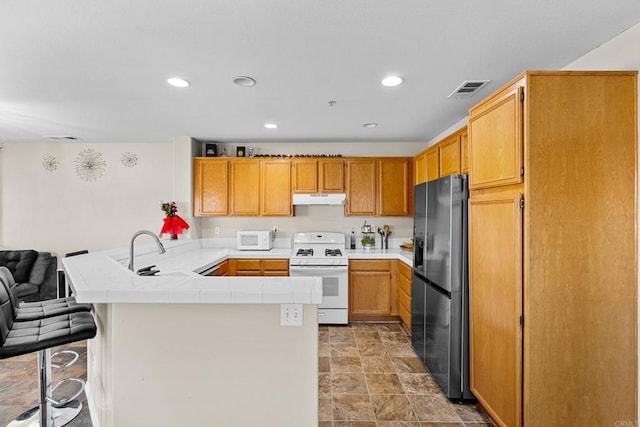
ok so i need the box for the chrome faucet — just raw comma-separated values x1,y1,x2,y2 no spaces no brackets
128,230,166,271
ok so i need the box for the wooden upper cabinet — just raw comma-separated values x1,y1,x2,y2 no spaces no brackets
261,160,292,216
414,153,427,185
193,158,229,216
378,158,412,216
230,160,260,216
439,133,461,176
460,128,469,174
468,82,523,190
318,159,344,193
425,146,439,182
292,159,344,193
345,159,377,216
291,159,318,193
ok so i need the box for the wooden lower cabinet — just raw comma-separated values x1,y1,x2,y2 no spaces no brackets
396,261,412,332
205,260,229,276
349,259,399,321
228,258,289,276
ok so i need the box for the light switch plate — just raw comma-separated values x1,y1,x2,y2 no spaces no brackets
281,304,303,326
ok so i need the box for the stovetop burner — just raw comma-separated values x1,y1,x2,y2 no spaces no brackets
325,249,343,257
290,232,349,266
295,249,314,257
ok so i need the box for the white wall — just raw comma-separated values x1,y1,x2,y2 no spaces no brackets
0,142,176,256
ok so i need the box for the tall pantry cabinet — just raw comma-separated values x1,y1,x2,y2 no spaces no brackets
467,71,637,427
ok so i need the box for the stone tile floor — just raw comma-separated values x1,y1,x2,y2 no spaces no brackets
0,323,494,427
319,323,494,426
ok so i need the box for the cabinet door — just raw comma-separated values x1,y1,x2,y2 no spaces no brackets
262,259,289,276
261,160,292,216
439,134,461,176
230,160,260,216
350,260,393,317
460,128,469,174
345,159,377,216
425,146,439,182
350,270,392,315
379,158,412,216
468,191,523,427
414,153,427,185
291,159,318,193
193,159,229,216
468,84,523,190
318,159,344,193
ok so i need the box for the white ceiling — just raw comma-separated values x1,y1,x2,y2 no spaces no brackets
1,0,640,144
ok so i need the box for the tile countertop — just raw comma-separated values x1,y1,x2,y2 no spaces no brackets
61,239,413,305
62,240,320,305
347,248,413,266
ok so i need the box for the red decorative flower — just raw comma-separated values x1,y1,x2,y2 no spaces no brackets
160,201,189,239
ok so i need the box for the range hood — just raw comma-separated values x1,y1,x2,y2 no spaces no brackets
293,193,346,205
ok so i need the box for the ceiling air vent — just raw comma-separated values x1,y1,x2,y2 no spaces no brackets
447,80,490,99
45,135,79,141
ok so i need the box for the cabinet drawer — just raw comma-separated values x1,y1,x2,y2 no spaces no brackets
262,259,289,271
235,259,262,270
398,288,411,313
398,261,412,281
350,260,391,271
398,301,411,332
398,274,411,297
263,271,288,277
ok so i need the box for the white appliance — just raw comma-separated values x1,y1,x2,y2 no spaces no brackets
236,230,273,251
289,232,348,324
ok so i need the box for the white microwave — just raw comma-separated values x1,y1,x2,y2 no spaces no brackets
237,230,273,251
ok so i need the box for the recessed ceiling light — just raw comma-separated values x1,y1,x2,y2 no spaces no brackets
234,76,256,87
264,123,279,129
362,123,378,128
167,78,190,88
381,75,403,87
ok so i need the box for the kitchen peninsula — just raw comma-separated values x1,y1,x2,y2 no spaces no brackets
62,239,322,427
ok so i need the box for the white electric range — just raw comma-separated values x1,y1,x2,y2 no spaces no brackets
289,232,348,324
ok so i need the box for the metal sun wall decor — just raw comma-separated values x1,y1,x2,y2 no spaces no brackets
41,155,59,172
120,152,138,168
74,148,106,181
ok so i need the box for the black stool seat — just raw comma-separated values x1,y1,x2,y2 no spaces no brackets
15,297,93,322
0,311,96,359
0,266,91,321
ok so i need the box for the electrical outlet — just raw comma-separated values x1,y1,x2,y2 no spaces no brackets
214,226,220,235
280,304,303,326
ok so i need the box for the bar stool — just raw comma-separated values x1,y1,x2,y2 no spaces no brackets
0,269,97,427
0,267,92,321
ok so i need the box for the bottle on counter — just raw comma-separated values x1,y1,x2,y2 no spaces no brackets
350,228,356,249
248,147,254,157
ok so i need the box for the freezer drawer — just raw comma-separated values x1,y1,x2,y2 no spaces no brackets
411,273,427,362
424,283,462,399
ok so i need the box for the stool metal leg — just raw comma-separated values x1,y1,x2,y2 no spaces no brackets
38,349,53,427
8,348,84,427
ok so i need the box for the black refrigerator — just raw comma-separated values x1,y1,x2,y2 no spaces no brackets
411,174,474,400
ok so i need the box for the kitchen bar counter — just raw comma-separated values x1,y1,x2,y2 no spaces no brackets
62,239,319,427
